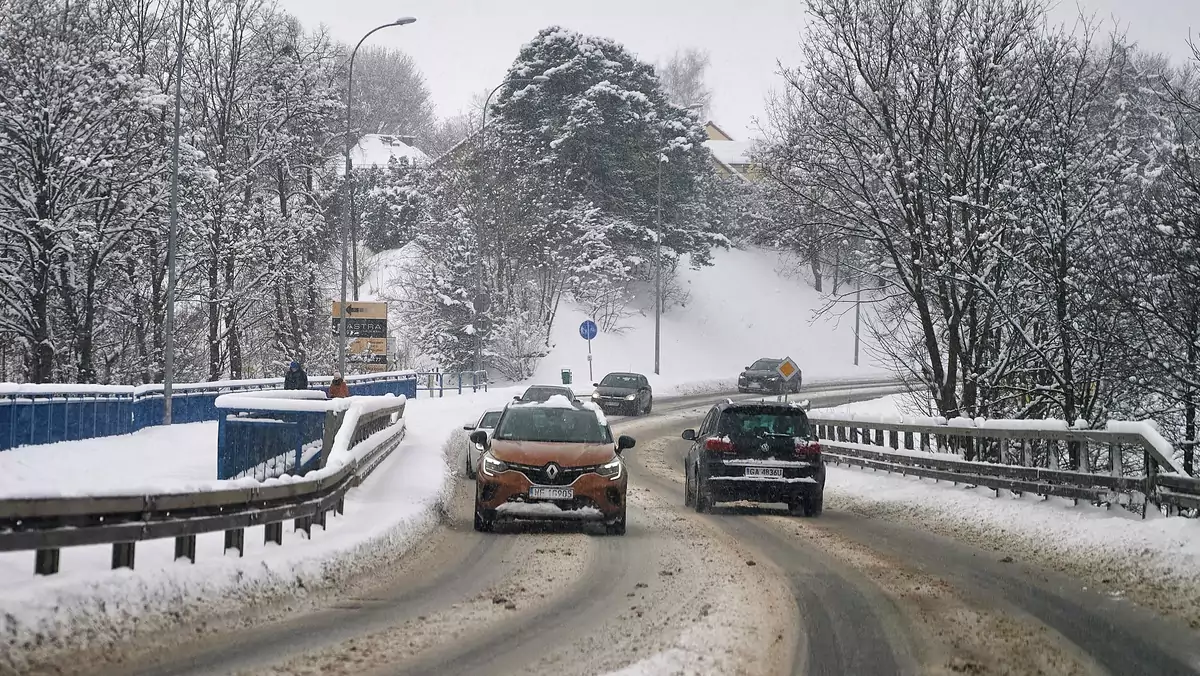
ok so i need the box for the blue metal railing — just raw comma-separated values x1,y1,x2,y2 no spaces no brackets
216,410,326,480
0,371,417,451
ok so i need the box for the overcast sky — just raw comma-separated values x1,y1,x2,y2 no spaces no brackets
278,0,1197,141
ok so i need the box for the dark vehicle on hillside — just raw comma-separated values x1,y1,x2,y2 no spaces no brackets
737,358,802,394
516,384,577,403
590,372,653,416
681,400,824,516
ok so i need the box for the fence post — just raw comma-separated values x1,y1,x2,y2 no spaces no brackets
904,431,914,450
111,542,135,570
998,438,1009,464
1078,441,1090,473
1110,443,1122,478
224,528,245,557
888,430,898,449
174,535,196,563
1023,440,1033,467
322,410,343,469
873,429,884,446
34,549,60,575
1049,441,1060,470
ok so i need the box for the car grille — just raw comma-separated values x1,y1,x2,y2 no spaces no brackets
507,461,600,486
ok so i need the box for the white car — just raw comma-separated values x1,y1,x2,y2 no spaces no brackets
461,409,504,479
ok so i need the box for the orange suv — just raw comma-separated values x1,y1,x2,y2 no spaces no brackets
470,396,635,535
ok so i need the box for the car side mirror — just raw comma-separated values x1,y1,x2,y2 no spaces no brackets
743,366,751,371
592,382,599,387
681,429,697,441
469,430,489,448
462,424,474,431
616,435,636,453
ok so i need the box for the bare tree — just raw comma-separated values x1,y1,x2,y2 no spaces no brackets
658,48,714,117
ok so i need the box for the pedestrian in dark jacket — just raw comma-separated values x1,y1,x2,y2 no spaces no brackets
328,372,350,398
283,360,308,390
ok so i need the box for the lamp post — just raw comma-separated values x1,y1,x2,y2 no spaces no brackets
654,153,665,376
338,17,416,377
163,0,188,425
472,74,548,377
653,104,704,377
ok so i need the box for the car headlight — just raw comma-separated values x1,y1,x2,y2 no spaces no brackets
596,456,623,480
481,453,509,477
624,394,636,400
591,391,601,399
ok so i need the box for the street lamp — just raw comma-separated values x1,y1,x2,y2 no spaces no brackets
653,103,704,377
471,74,549,377
163,0,189,425
338,17,417,376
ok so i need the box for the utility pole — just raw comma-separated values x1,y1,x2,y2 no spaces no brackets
654,156,662,376
163,0,187,425
854,276,862,366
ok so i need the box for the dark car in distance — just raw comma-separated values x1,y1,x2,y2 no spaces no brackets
737,358,802,394
682,400,824,516
590,372,653,416
516,384,578,403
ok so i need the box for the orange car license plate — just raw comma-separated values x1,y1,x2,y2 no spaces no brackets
529,486,574,500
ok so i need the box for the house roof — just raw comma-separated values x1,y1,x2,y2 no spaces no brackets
334,134,429,175
703,139,754,167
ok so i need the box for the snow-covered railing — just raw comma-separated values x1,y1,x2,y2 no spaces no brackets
811,414,1200,517
0,370,417,451
0,395,408,575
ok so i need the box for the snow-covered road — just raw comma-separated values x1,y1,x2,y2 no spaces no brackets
4,384,1199,676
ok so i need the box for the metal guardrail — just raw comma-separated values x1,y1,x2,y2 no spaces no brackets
0,399,408,575
811,416,1200,517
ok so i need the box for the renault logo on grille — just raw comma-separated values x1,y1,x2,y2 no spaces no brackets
545,463,561,481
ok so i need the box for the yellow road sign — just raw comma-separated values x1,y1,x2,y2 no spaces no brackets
777,357,800,381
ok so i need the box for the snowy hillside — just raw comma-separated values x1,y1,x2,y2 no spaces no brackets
535,247,882,390
364,244,884,391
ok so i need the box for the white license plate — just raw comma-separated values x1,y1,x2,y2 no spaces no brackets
744,467,784,479
529,486,574,500
748,382,761,389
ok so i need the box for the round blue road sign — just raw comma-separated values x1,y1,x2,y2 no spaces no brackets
579,320,598,340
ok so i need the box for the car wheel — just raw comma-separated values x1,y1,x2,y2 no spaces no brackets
465,451,476,480
803,491,824,518
694,467,713,513
645,397,652,414
473,506,495,532
684,464,696,507
605,505,627,535
787,497,805,516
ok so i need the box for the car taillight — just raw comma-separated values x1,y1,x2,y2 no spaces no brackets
705,438,735,452
795,440,821,458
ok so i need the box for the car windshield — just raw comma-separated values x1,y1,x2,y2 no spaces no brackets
751,359,782,370
600,374,640,388
479,411,502,428
719,408,811,438
521,386,571,402
494,406,613,444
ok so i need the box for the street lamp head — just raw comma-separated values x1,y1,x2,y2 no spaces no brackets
392,16,417,26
